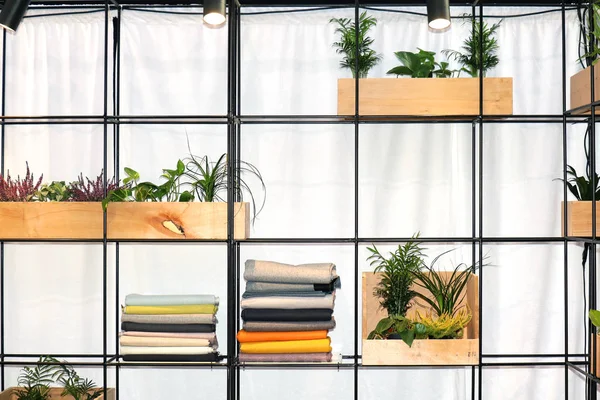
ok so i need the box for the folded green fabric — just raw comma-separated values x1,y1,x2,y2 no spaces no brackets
244,260,337,284
125,294,219,306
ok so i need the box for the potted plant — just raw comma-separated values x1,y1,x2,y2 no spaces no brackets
335,17,512,116
570,1,600,113
104,152,266,240
362,239,480,366
0,356,115,400
589,310,600,377
0,164,112,240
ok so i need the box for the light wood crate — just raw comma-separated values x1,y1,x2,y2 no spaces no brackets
0,202,103,239
0,387,115,400
106,202,250,240
337,78,513,116
561,201,600,237
362,271,479,366
570,66,600,114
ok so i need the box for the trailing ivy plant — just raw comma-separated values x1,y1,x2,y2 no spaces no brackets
330,11,382,78
387,49,455,78
443,19,502,77
36,181,71,202
367,233,425,317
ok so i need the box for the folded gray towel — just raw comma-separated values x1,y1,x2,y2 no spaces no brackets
244,260,337,284
243,318,336,332
245,280,340,292
242,291,328,299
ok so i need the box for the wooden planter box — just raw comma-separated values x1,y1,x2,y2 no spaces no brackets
0,387,115,400
570,66,600,114
362,271,479,366
561,201,600,237
0,202,250,240
107,202,250,240
337,78,513,116
0,202,103,240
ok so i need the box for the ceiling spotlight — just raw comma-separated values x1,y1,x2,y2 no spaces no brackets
203,0,226,26
0,0,31,32
427,0,451,31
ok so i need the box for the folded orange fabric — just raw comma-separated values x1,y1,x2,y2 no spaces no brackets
240,338,331,354
237,329,328,343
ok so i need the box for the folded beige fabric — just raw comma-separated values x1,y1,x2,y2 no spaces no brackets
119,336,212,347
120,346,216,355
244,260,337,284
121,313,216,324
121,331,218,344
240,294,335,310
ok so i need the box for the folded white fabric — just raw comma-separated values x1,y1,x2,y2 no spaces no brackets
120,346,216,355
119,335,211,347
240,293,335,310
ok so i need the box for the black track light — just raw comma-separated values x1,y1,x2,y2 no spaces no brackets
203,0,226,26
0,0,31,32
427,0,451,31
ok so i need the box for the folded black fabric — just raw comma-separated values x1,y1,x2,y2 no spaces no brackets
121,322,216,333
241,308,334,322
122,354,219,362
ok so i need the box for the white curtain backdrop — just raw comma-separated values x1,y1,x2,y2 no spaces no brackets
0,5,592,399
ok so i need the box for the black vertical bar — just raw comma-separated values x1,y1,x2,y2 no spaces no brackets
470,3,477,399
102,0,110,398
561,1,569,399
0,28,6,392
353,1,360,400
235,5,241,399
478,1,484,399
590,1,598,396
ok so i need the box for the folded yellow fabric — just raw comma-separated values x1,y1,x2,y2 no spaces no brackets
123,305,217,315
240,338,331,354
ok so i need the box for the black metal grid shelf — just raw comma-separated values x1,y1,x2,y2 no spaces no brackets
0,1,596,400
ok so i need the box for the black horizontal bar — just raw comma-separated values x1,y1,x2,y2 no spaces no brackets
238,362,355,369
112,361,229,368
482,353,588,358
2,360,106,367
481,361,567,367
3,353,111,358
568,362,600,384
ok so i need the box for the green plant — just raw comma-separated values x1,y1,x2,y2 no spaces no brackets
57,365,102,400
387,49,455,78
14,357,62,400
36,181,71,202
591,309,600,328
578,2,600,67
367,234,425,317
330,11,382,78
415,308,472,339
563,165,600,201
443,19,502,77
411,250,479,317
367,314,427,347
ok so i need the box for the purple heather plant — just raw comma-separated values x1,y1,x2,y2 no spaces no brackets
69,171,120,202
0,162,43,202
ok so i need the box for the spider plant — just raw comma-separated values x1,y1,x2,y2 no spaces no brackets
443,18,502,77
330,11,382,78
367,233,425,317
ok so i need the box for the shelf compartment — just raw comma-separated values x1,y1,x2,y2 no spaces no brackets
561,201,600,237
361,272,479,366
0,202,103,240
0,388,115,400
106,202,250,240
337,78,513,116
570,66,600,114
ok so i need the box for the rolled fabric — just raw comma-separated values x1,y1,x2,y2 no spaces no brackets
246,280,339,293
244,260,337,284
240,338,331,354
240,294,334,310
121,331,217,343
121,322,215,333
241,308,333,322
242,291,328,298
122,313,216,324
237,329,328,343
243,318,336,332
238,353,333,363
119,336,212,347
125,294,219,306
123,354,219,362
123,305,217,315
120,346,216,355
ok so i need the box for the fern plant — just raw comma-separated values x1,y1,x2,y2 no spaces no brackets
443,19,502,77
330,11,382,78
367,234,425,317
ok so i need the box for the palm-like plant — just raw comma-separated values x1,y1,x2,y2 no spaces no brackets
443,19,502,78
367,234,425,317
58,366,102,400
330,11,382,78
14,357,63,400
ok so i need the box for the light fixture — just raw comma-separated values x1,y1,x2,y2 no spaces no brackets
0,0,31,32
427,0,451,31
203,0,226,26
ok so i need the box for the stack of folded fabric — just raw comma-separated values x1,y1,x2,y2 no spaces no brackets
237,260,340,363
120,294,219,362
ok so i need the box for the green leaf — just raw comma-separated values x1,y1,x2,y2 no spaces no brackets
398,328,415,347
386,66,412,76
394,51,421,72
177,159,185,175
590,310,600,328
179,191,194,202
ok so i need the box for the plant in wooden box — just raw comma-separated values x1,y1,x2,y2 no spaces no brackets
0,165,116,240
387,49,455,79
570,2,600,112
1,356,114,400
104,153,265,240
